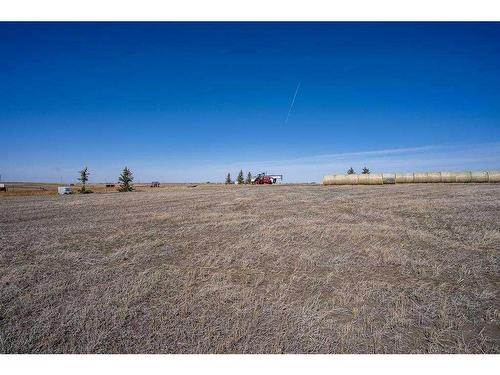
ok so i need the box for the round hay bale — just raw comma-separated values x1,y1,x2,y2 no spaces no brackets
326,175,359,185
326,175,339,185
382,173,396,184
487,171,500,183
413,172,428,183
331,175,346,185
357,174,383,185
357,174,370,185
323,175,334,185
368,174,383,185
455,171,472,183
344,175,359,185
333,175,347,185
470,171,489,183
427,172,442,183
395,173,414,183
441,172,458,183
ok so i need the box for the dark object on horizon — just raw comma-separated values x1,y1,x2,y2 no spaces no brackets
151,181,160,188
105,183,115,188
362,167,370,174
0,183,6,192
347,167,355,175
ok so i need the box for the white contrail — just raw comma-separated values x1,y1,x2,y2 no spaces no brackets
285,82,301,124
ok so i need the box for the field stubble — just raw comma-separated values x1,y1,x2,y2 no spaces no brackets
0,184,499,353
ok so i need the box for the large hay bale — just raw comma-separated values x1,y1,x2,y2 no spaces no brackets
455,171,472,183
441,172,458,183
382,173,396,184
323,175,334,185
488,171,500,182
427,172,442,183
371,174,384,185
413,172,428,183
357,174,383,185
395,173,414,183
332,175,346,185
343,175,359,185
357,174,370,185
324,175,359,185
470,171,489,183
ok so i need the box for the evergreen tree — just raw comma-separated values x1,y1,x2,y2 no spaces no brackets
225,173,232,184
78,166,90,193
362,166,370,174
347,167,355,175
118,167,134,192
246,172,252,184
237,170,244,184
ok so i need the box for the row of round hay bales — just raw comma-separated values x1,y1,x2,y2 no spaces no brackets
323,171,500,185
322,174,384,185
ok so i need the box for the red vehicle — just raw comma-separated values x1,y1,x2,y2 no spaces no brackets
253,173,276,185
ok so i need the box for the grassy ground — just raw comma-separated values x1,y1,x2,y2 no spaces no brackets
0,182,201,197
0,184,498,353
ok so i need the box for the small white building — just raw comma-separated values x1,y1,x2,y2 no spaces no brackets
58,186,71,195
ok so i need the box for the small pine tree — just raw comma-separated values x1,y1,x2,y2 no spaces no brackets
225,173,232,184
361,166,370,174
78,166,90,193
118,167,134,192
246,172,252,184
347,167,355,175
237,170,244,184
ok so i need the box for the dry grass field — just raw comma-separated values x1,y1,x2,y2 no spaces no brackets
0,184,499,353
0,182,190,197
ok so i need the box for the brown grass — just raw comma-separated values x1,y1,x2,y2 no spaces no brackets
0,183,208,197
0,184,499,353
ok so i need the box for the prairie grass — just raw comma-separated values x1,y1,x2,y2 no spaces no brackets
0,183,198,197
0,184,498,353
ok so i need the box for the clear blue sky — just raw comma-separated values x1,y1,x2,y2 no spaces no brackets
1,22,499,183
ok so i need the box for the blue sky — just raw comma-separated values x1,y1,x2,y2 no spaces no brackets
1,22,499,183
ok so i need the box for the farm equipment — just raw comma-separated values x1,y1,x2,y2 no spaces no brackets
252,172,283,185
